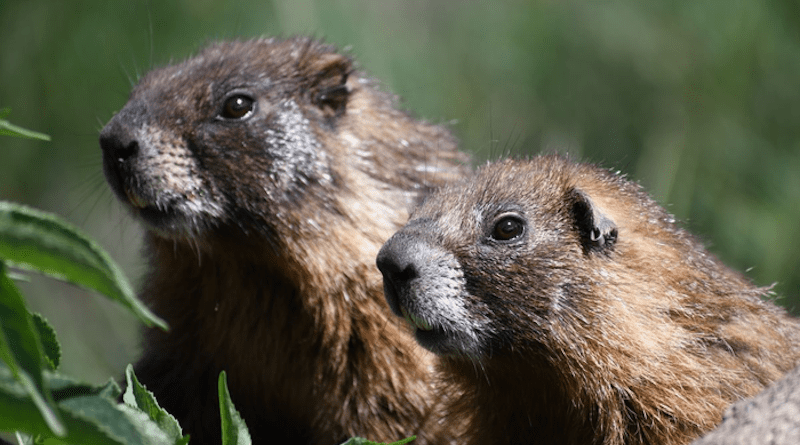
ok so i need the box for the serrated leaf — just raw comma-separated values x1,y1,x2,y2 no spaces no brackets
32,314,60,371
218,371,251,445
123,364,185,442
48,375,118,403
98,378,123,400
0,201,167,330
1,362,190,445
0,264,64,436
59,395,174,445
0,364,115,443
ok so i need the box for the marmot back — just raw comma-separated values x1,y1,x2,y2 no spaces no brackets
377,155,800,445
100,37,470,444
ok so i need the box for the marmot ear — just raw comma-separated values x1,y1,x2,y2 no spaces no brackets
310,53,351,115
569,188,618,254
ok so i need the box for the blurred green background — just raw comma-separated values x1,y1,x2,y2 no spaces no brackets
1,0,799,384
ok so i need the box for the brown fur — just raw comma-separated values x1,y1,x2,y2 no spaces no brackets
99,37,469,444
377,155,800,445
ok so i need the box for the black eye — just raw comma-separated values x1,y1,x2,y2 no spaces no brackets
220,94,254,119
491,216,525,241
316,85,349,111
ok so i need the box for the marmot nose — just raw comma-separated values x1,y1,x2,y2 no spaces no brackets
376,234,422,316
99,100,149,163
99,104,149,200
99,121,140,163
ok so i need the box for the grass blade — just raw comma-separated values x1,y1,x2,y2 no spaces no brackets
218,371,251,445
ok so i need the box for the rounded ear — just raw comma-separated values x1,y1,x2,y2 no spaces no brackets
309,53,352,115
569,188,618,254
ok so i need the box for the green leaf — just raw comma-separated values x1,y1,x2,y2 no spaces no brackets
59,394,174,445
0,364,104,443
32,314,60,371
218,371,251,445
6,270,30,282
123,364,185,443
0,201,167,330
0,109,50,141
0,263,64,436
0,364,178,445
49,376,113,402
98,378,123,400
14,431,28,445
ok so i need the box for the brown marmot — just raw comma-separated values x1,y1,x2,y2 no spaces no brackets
376,155,800,445
99,36,470,444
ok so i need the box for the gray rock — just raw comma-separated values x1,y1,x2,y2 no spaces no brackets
692,365,800,445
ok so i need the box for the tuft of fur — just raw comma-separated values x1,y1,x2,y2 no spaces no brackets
100,36,470,445
377,155,800,445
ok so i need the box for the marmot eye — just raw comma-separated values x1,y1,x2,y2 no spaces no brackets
491,216,525,241
220,94,254,119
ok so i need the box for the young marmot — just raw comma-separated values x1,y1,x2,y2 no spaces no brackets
99,37,469,444
377,155,800,445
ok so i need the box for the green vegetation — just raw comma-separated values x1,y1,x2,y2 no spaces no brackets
0,187,188,442
0,116,181,442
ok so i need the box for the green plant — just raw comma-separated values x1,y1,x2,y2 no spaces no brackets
0,109,50,141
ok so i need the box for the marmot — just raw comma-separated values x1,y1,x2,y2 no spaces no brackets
376,155,800,445
99,36,469,444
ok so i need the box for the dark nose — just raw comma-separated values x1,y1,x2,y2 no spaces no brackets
99,102,149,197
100,125,138,163
99,99,149,164
376,234,422,316
99,118,140,164
99,119,140,200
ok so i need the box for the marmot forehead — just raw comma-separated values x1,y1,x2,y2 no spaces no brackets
408,157,582,244
417,157,591,209
134,37,349,99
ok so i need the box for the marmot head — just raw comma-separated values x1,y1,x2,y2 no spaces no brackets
100,37,351,240
100,37,464,250
375,156,695,360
